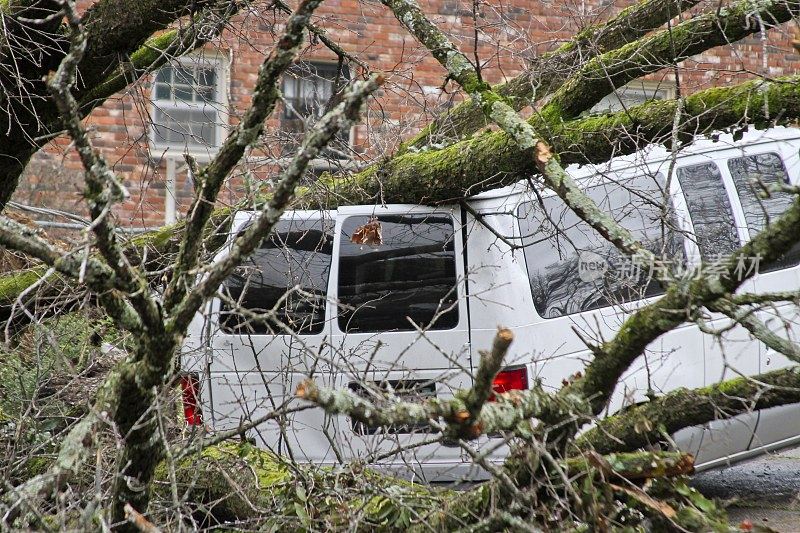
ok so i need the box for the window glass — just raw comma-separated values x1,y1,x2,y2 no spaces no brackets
519,175,684,319
337,214,459,333
728,153,800,270
281,62,349,120
280,62,351,159
676,162,740,259
220,219,333,335
152,61,223,151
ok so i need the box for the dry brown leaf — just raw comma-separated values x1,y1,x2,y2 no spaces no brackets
351,217,383,246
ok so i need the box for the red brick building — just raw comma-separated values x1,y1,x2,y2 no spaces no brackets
13,0,800,230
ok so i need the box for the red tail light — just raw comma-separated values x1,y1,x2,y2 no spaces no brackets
489,366,528,401
180,374,203,426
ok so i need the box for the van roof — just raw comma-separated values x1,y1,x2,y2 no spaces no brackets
471,126,800,200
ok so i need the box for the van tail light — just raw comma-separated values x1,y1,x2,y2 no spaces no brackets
180,373,203,426
489,366,529,402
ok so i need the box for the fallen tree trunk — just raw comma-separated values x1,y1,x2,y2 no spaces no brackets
3,75,797,320
314,76,800,206
578,366,800,455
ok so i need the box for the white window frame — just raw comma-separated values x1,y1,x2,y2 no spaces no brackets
150,52,229,158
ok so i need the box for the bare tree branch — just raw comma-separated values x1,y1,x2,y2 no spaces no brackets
46,0,161,329
542,0,800,121
401,0,702,152
168,73,384,332
464,327,514,419
163,0,326,314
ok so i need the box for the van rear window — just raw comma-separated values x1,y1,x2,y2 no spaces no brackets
518,175,684,319
337,214,458,333
220,218,333,335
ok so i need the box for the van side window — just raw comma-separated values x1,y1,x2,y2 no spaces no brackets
675,162,740,259
220,219,333,334
337,214,458,333
519,175,684,319
728,153,800,270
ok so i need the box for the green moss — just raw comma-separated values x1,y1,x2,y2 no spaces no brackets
0,268,46,304
151,441,476,529
129,219,184,250
130,30,179,63
83,29,182,104
24,455,52,477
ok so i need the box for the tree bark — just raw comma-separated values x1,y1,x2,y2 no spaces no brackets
578,366,800,455
314,76,800,206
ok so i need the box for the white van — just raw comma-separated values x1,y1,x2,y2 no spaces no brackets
181,127,800,481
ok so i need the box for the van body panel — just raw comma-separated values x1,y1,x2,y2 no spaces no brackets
462,207,539,372
208,371,340,463
324,204,472,469
332,369,473,475
188,127,800,479
204,210,338,464
207,209,336,373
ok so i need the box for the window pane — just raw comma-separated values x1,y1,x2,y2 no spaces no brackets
174,84,193,102
728,153,792,231
152,109,176,144
155,67,172,84
317,80,333,108
198,68,216,89
152,61,223,150
282,76,296,98
173,66,193,85
197,86,216,103
154,83,171,100
676,162,740,260
300,79,317,115
280,62,351,157
728,153,800,270
519,174,684,319
195,111,217,146
282,62,348,120
338,214,459,333
153,108,217,148
221,219,334,334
